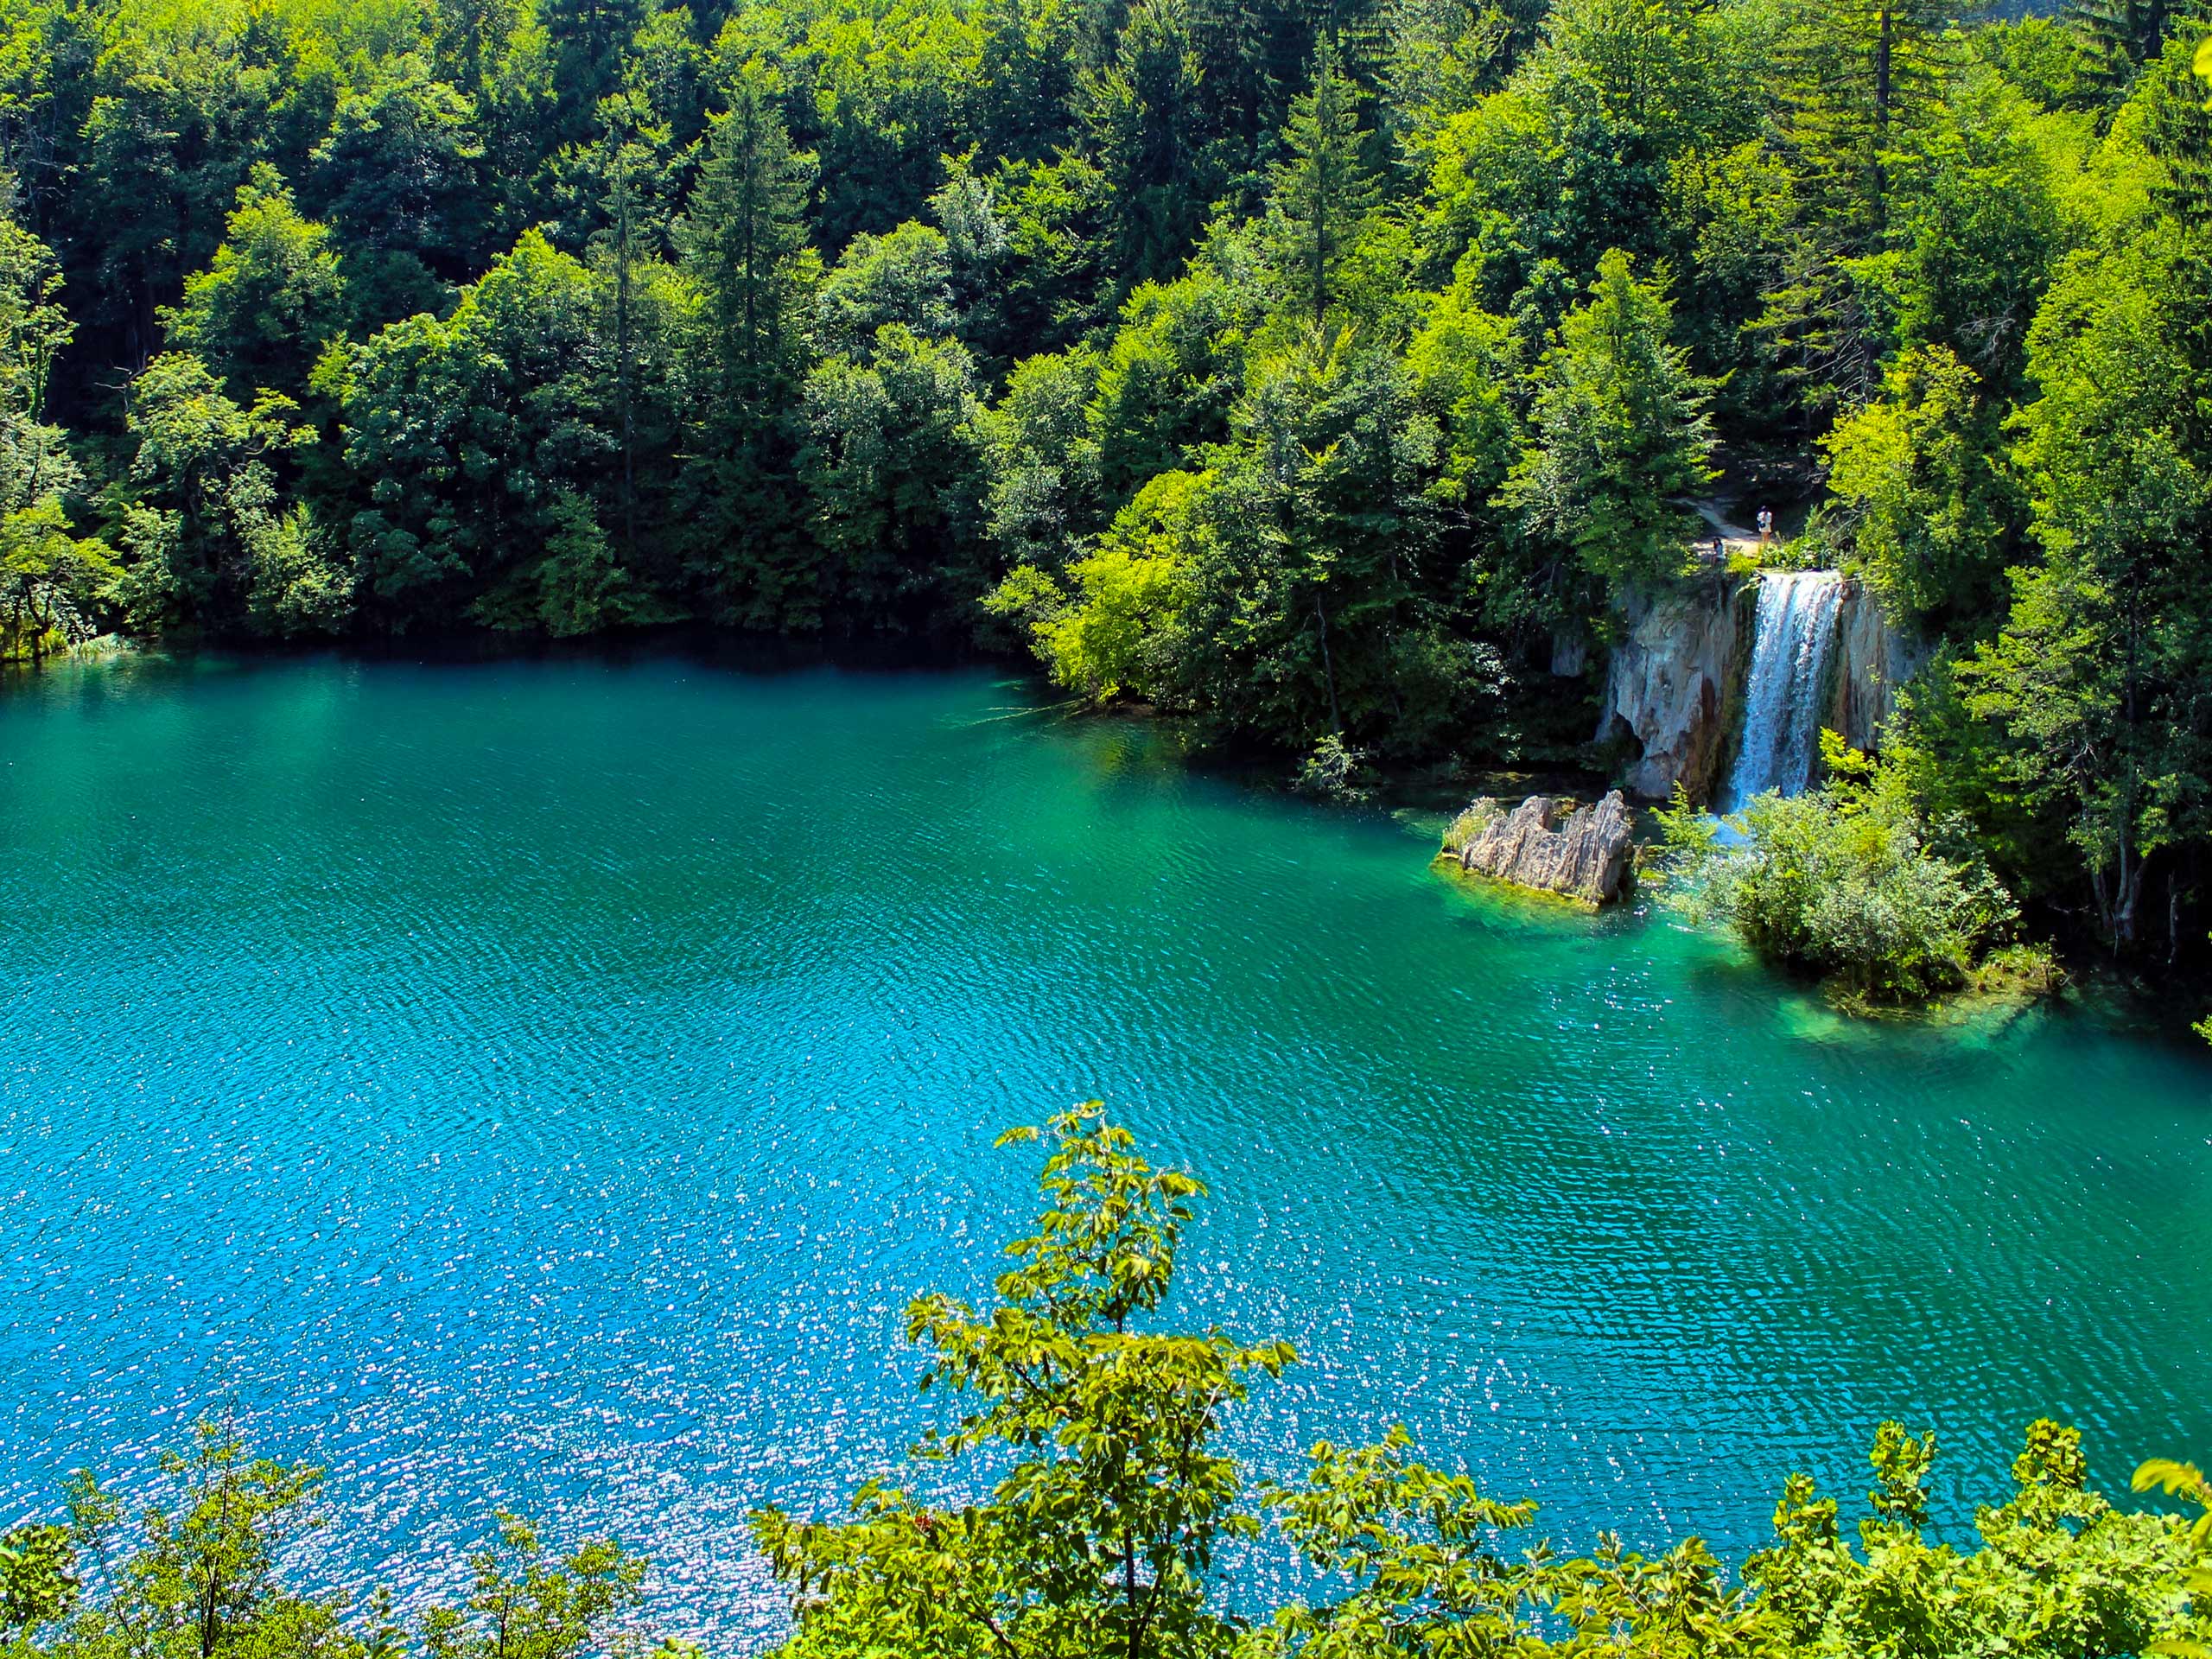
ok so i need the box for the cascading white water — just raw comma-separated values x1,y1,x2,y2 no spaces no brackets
1719,570,1846,810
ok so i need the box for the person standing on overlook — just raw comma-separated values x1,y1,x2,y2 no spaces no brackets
1757,505,1775,552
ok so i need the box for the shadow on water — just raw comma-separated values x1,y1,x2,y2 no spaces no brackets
0,624,1007,694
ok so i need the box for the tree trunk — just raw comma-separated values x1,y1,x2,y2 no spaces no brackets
1870,5,1895,227
1874,5,1894,132
1315,594,1343,736
2114,845,2143,950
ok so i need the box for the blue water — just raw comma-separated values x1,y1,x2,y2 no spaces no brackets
3,649,2209,1649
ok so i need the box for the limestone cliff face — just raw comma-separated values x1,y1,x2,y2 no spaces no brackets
1829,582,1928,753
1595,579,1753,803
1596,572,1924,804
1446,791,1637,906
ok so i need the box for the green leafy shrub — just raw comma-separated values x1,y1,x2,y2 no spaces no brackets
982,471,1200,707
1973,942,2069,998
1440,798,1503,856
1821,345,2020,628
1,1420,642,1659
1662,735,2027,1003
1294,732,1370,798
1034,542,1189,705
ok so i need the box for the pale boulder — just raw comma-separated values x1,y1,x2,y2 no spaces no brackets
1446,791,1637,906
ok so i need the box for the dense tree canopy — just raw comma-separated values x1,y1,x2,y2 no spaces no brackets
3,0,2212,981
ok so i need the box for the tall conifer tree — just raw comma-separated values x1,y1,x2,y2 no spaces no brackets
1267,41,1379,324
1774,0,1950,243
2068,0,2177,99
675,77,821,626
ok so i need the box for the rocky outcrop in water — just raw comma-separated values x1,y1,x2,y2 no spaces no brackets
1595,580,1753,803
1445,791,1637,906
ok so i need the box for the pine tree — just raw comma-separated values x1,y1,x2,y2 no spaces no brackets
674,77,821,627
1267,41,1380,324
2067,0,2178,99
582,97,670,569
2148,20,2212,219
542,0,649,144
432,0,525,95
678,81,815,404
1079,0,1223,289
1505,248,1718,586
1774,0,1952,246
1753,0,1955,433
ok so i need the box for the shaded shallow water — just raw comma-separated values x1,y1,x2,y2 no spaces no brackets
3,649,2209,1649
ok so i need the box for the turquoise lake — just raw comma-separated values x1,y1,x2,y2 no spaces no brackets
3,648,2210,1649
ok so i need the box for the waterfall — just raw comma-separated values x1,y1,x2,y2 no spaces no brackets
1719,571,1846,810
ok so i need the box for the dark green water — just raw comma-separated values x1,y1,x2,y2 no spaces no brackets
3,649,2209,1648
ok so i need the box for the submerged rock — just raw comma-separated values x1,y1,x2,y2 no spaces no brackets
1444,791,1637,906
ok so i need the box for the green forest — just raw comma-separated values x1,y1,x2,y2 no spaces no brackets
0,0,2210,980
3,1107,2211,1659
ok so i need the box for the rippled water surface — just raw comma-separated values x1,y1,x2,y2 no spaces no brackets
4,650,2211,1649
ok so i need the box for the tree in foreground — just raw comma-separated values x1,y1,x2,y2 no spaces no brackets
751,1103,1290,1658
0,1120,2207,1658
755,1103,2210,1658
0,1419,644,1659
